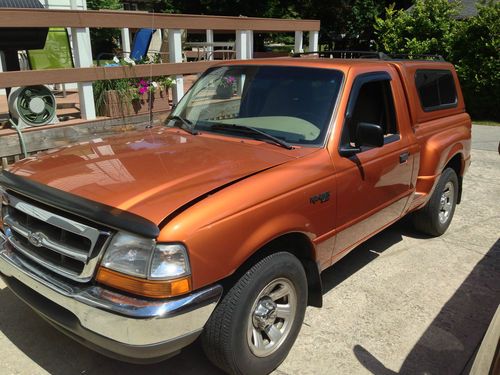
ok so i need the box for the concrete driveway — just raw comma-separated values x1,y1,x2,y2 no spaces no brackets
0,125,499,375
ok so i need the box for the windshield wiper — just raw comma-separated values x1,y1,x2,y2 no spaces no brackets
166,115,199,135
210,123,294,150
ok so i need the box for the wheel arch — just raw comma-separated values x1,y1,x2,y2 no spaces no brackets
444,152,464,204
221,232,323,308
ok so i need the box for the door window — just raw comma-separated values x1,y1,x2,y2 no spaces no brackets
342,77,398,148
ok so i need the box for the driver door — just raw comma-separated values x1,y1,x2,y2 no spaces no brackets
332,70,414,255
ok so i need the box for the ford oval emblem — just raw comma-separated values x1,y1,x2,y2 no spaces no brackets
28,232,44,247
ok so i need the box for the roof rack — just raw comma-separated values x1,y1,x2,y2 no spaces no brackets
388,53,445,61
290,50,444,61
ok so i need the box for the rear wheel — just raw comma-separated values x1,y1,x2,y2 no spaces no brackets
202,252,307,375
413,167,458,236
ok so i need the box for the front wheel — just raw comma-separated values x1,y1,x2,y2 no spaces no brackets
413,167,459,236
202,252,307,375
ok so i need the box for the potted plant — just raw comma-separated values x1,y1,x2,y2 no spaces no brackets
93,76,176,118
216,76,236,99
157,76,176,99
93,78,133,117
92,56,176,118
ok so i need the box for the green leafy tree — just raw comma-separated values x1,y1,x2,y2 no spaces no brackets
375,0,499,120
295,0,413,50
344,0,387,48
87,0,122,58
450,1,500,120
374,0,459,56
159,0,410,50
158,0,301,49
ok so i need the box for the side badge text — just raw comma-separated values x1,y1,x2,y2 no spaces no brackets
310,192,330,204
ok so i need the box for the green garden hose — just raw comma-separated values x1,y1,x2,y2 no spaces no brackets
9,119,28,159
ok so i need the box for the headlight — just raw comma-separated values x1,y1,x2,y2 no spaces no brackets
97,232,192,298
101,232,155,278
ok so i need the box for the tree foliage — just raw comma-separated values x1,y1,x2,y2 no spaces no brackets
449,1,500,120
87,0,122,58
374,0,459,56
375,0,499,120
159,0,297,18
161,0,410,49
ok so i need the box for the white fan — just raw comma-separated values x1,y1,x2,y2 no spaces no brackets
8,85,58,128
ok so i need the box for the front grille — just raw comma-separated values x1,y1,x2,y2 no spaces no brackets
1,191,111,282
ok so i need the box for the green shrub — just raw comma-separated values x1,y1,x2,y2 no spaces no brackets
450,1,500,120
374,0,459,57
374,0,500,121
87,0,122,58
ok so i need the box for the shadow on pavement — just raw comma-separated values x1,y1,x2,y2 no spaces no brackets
0,287,224,375
321,217,430,294
0,219,442,375
352,238,500,375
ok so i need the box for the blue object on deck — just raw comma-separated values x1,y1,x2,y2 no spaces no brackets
130,28,156,61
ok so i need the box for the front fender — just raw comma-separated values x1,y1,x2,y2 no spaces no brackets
157,150,337,290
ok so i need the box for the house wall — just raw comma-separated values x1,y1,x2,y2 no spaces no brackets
41,0,87,10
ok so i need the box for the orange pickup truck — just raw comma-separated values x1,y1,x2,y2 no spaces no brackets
0,54,471,375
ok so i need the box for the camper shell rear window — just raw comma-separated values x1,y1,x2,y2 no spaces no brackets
415,69,457,112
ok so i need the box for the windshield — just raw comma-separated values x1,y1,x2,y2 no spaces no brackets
169,65,343,146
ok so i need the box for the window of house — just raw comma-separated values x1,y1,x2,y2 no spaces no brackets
415,69,457,111
343,78,398,147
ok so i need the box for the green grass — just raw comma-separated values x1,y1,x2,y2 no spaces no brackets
472,120,500,126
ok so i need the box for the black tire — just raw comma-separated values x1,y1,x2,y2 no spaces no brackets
202,252,308,375
413,167,459,236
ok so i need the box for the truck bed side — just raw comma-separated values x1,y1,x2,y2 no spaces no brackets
392,61,472,211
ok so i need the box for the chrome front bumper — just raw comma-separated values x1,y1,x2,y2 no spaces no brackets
0,231,222,362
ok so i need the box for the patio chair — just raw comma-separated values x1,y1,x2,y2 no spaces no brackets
27,27,74,97
97,28,156,66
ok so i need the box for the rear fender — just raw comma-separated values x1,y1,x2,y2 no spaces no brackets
416,125,470,197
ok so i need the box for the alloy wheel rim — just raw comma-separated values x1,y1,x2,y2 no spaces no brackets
247,277,297,357
438,181,454,224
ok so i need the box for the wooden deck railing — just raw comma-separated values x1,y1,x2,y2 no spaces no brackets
0,9,320,31
0,9,320,119
0,61,218,88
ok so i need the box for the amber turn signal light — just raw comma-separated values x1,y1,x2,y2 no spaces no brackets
96,267,192,299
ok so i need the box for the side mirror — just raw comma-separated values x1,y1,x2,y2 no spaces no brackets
356,122,384,148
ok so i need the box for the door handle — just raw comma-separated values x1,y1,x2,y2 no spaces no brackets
399,151,410,164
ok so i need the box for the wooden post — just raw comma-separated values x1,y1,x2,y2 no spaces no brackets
294,31,303,53
168,29,184,104
236,30,250,59
309,31,319,53
206,29,214,60
121,28,131,58
71,27,96,120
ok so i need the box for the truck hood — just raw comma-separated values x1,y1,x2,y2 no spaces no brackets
8,128,296,225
